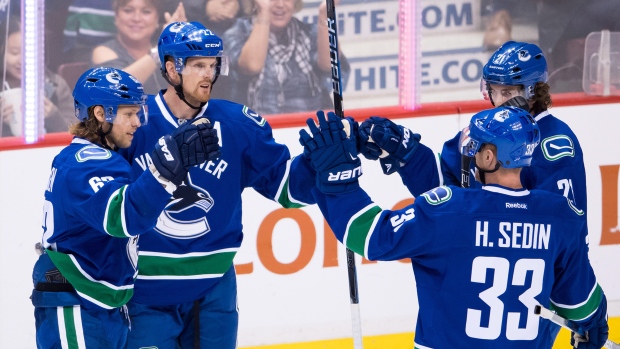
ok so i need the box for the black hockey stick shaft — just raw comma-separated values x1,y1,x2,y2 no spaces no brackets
461,154,471,188
325,1,363,348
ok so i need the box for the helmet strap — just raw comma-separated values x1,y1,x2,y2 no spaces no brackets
163,70,205,111
474,157,501,185
486,83,496,107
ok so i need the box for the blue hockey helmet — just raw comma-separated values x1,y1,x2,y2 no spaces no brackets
462,106,540,168
73,67,148,124
482,41,548,100
157,21,229,79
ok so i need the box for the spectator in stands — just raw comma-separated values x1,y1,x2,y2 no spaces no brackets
222,0,349,115
63,0,116,64
91,0,186,94
1,17,74,137
175,0,245,37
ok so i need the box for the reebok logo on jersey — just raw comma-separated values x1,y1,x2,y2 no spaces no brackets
158,138,174,161
506,202,527,209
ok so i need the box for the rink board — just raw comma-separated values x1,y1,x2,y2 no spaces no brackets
0,101,619,347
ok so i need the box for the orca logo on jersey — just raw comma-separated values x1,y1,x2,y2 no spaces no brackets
421,186,452,205
76,145,112,162
541,135,575,161
155,173,215,239
242,106,266,126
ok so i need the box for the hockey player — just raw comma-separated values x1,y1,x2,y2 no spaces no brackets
31,67,220,348
299,107,609,349
360,42,586,216
118,22,316,348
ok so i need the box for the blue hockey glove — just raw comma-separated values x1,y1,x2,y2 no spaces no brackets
152,135,187,186
302,116,359,159
570,299,609,349
299,111,362,194
173,118,221,169
358,116,421,174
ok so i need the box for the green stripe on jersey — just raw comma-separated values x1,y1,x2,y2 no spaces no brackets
62,306,79,348
551,283,603,321
105,186,130,237
277,177,304,208
47,250,133,309
345,205,382,257
138,250,237,279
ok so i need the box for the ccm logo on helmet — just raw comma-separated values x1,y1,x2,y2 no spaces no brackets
205,43,221,48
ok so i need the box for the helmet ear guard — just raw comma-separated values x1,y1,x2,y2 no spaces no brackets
464,106,540,168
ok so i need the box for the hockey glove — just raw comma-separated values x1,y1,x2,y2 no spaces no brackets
302,116,359,159
358,116,421,175
570,298,609,349
299,111,362,194
172,117,221,169
151,135,187,187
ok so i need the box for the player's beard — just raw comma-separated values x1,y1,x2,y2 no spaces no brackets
185,79,212,105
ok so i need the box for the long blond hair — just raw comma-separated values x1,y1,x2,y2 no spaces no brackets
68,106,104,144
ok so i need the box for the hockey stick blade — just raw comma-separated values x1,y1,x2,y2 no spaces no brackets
534,305,620,349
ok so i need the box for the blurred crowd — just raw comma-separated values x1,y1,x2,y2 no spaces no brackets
1,0,620,137
1,0,346,137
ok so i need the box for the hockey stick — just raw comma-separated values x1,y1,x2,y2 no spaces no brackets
325,1,363,348
534,305,620,349
460,154,472,188
459,125,472,188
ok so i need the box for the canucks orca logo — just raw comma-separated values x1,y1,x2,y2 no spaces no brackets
169,22,185,33
75,145,111,162
541,135,574,161
106,71,122,84
242,106,266,126
518,50,532,62
421,186,452,205
155,174,214,239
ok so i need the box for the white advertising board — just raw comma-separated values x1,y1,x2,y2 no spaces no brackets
1,103,619,347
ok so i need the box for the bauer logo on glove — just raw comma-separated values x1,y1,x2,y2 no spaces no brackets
299,111,362,194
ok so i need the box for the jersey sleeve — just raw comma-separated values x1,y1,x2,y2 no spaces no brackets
244,120,316,207
64,156,171,238
549,219,603,322
398,143,441,196
521,131,587,215
440,131,464,187
313,187,434,261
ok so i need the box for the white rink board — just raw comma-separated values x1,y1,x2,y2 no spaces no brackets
1,103,620,347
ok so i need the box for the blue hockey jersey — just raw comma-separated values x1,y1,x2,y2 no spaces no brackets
439,111,587,214
314,184,601,348
119,92,316,304
41,138,171,309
